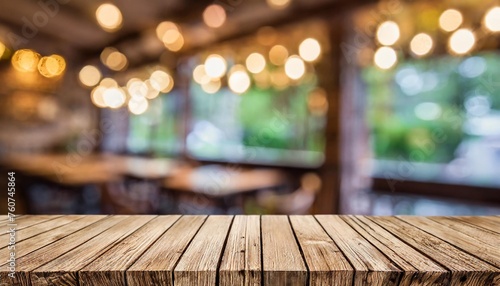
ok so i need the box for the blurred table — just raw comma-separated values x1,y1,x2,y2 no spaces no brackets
1,215,498,285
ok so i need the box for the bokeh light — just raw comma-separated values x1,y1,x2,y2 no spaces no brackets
91,86,107,108
102,87,126,108
128,97,149,115
11,49,40,72
79,65,102,87
203,4,226,28
376,21,400,46
0,42,5,58
201,78,221,94
38,55,66,78
149,70,171,91
439,9,463,32
96,3,123,32
266,0,290,10
449,29,475,55
156,21,178,40
299,38,321,62
228,66,251,94
193,65,211,84
269,45,288,66
246,53,266,74
127,78,148,99
284,55,305,80
484,7,500,32
204,55,227,78
410,33,433,57
105,50,127,71
374,46,397,70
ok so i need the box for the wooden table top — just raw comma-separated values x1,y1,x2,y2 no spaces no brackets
1,215,499,286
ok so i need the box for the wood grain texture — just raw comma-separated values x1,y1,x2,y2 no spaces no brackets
454,216,500,234
0,215,63,246
174,215,233,286
127,215,207,286
80,215,180,286
5,215,125,286
31,216,154,286
261,215,307,286
370,216,500,286
290,215,353,286
400,216,500,268
343,215,449,286
316,215,401,286
219,215,261,286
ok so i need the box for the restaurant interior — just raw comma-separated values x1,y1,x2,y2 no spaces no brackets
0,0,499,216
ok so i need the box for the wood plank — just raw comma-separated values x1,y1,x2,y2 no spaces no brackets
428,217,499,248
0,215,62,235
31,216,155,286
2,215,126,286
369,216,500,285
174,215,233,286
400,216,500,268
343,216,449,286
0,216,106,263
126,215,207,286
0,215,84,248
261,215,308,285
455,216,500,234
290,215,353,286
219,215,261,286
79,215,181,286
316,215,401,286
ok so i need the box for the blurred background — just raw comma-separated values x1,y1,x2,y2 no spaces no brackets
0,0,499,215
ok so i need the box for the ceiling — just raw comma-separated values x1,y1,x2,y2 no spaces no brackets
0,0,371,65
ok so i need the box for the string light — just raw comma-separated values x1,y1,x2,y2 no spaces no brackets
91,86,107,108
96,3,123,32
376,21,400,46
128,97,149,115
201,78,221,94
102,87,126,108
269,45,288,65
149,70,171,91
374,47,397,69
193,65,211,84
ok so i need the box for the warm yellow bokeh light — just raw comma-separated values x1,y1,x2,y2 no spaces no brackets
127,79,148,99
100,77,118,88
270,69,289,89
266,0,290,10
163,30,184,52
439,9,463,32
228,67,251,94
38,55,66,78
246,53,266,74
144,80,160,99
376,21,400,46
150,70,171,91
410,33,433,57
0,42,5,58
284,55,305,80
193,65,211,84
449,28,475,55
12,49,40,72
162,74,174,93
374,46,397,70
91,86,107,108
269,45,288,66
204,54,227,78
128,97,149,115
79,65,102,87
201,79,221,94
105,50,127,71
156,21,178,40
299,38,321,62
102,87,126,108
308,88,328,116
484,7,500,32
203,4,226,28
96,3,123,32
